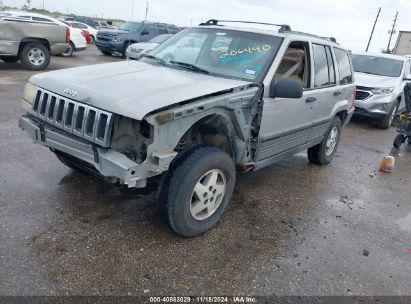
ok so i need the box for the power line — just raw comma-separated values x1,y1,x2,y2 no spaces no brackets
366,6,381,52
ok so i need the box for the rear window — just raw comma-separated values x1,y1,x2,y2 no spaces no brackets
334,48,353,84
312,44,335,87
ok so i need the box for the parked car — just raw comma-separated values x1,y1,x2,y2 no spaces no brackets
96,21,180,58
59,20,87,57
0,11,69,70
126,34,173,59
19,20,355,237
67,21,98,44
352,53,411,129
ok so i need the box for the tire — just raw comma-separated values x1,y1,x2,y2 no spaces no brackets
393,134,406,149
19,43,50,70
101,50,112,56
122,42,131,59
0,56,19,63
90,35,95,44
54,152,81,171
61,41,74,57
308,116,342,165
378,102,399,129
158,146,236,237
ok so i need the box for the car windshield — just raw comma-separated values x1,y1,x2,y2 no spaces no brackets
120,22,143,32
352,55,404,77
150,34,173,44
145,28,283,82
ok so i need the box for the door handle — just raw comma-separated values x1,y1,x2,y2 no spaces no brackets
334,91,342,96
306,97,317,103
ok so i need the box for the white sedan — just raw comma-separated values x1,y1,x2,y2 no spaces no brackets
67,21,98,44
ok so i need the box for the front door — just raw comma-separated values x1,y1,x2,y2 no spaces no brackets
256,41,317,167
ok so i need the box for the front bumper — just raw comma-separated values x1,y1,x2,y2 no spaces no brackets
354,94,396,119
95,40,123,53
18,115,153,188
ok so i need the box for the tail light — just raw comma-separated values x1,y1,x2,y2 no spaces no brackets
65,28,70,43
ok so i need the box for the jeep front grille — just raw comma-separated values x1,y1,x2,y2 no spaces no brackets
31,88,113,147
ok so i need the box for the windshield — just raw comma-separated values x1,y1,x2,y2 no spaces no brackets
150,34,173,44
352,55,404,77
145,28,283,82
120,22,143,32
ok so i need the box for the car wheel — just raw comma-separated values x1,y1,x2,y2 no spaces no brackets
0,56,19,63
378,102,399,129
90,35,95,44
158,146,236,237
62,41,75,57
101,50,112,56
122,42,131,59
20,43,50,70
393,134,406,149
308,116,342,165
54,151,82,171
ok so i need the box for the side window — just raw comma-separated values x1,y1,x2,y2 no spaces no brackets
156,24,168,35
32,17,53,23
274,41,310,88
167,26,180,34
141,24,155,36
334,48,353,85
312,44,335,87
325,46,336,84
404,60,411,76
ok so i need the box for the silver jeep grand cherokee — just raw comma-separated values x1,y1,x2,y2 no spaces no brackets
19,20,355,237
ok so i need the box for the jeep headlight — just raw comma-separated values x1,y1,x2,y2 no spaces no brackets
371,87,394,95
22,82,37,104
112,35,123,42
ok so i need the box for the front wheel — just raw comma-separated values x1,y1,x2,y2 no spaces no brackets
308,116,342,165
378,102,398,129
158,146,236,237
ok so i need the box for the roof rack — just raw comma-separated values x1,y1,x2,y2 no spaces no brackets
286,30,338,44
199,19,291,32
198,19,338,44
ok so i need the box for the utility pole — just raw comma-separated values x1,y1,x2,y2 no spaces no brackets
366,7,381,52
42,0,44,10
26,0,31,11
144,1,149,21
0,0,4,11
387,11,398,53
131,0,135,21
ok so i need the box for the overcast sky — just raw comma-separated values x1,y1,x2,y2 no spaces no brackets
3,0,411,52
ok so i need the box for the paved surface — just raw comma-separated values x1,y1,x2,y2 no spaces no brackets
1,46,410,296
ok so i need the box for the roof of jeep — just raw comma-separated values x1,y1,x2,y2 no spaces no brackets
193,24,343,48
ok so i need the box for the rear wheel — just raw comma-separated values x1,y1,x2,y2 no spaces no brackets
20,43,50,70
90,35,95,44
158,146,236,237
0,56,19,63
308,116,342,165
61,41,75,57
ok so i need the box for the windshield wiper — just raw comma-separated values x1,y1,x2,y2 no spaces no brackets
169,61,209,74
142,54,167,65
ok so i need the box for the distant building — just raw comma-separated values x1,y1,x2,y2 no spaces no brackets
393,31,411,56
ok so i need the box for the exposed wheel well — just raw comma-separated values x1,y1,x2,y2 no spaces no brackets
19,38,50,56
175,114,234,157
336,110,348,125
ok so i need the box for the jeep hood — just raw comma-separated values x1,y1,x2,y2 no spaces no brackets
354,72,400,88
29,61,251,121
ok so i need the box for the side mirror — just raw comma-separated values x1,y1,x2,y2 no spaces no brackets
141,31,149,35
269,78,304,99
404,73,411,81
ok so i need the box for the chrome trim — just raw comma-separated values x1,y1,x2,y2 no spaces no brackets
31,88,113,147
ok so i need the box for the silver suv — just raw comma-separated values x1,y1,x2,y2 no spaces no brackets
19,20,355,237
352,53,411,129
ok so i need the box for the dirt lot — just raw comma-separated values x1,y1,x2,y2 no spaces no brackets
0,46,410,296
